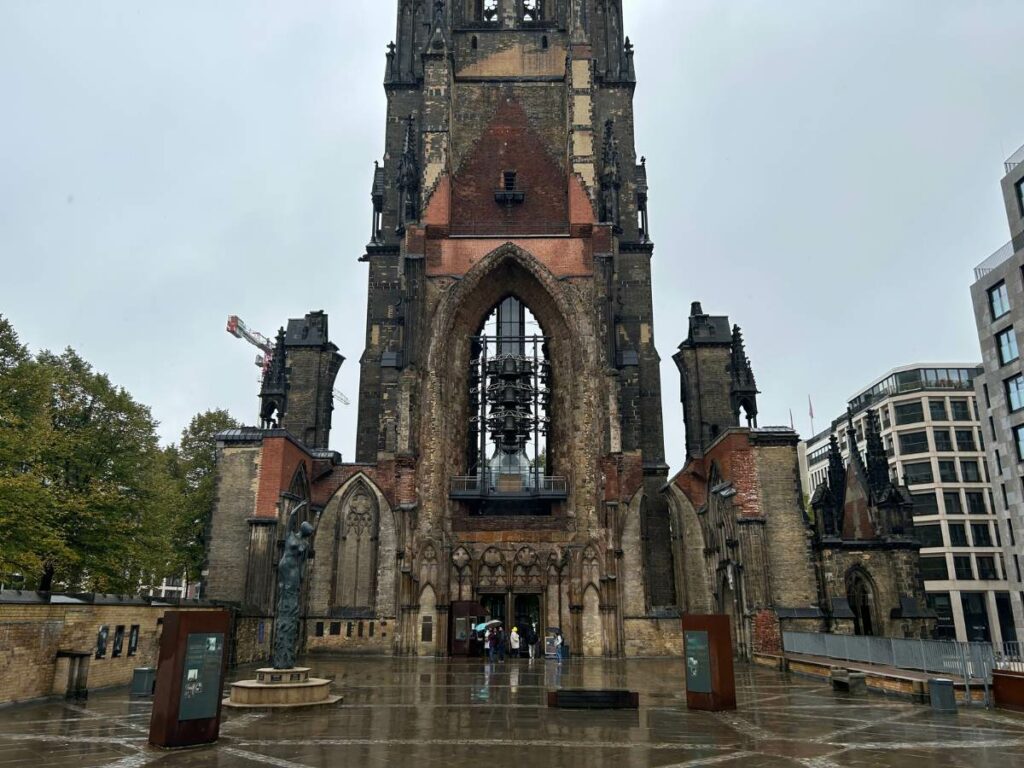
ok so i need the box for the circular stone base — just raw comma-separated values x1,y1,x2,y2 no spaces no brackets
222,693,343,709
224,669,341,709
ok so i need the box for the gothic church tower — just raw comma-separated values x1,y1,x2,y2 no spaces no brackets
355,0,677,653
207,0,681,658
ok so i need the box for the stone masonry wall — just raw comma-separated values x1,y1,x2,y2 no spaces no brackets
206,443,261,604
754,439,818,610
0,602,218,706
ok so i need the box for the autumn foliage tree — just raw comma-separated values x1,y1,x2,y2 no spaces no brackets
0,314,236,594
165,409,240,586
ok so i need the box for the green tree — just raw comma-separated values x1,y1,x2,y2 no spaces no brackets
0,316,63,585
169,409,240,586
0,317,236,595
33,347,174,592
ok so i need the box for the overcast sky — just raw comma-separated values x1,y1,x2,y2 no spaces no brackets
2,0,1024,472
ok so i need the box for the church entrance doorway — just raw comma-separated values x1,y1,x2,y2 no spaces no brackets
513,593,541,638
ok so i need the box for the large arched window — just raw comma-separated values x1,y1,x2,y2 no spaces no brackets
334,480,380,615
453,296,565,513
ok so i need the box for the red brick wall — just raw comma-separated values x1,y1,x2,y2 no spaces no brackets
310,461,399,510
752,609,781,654
254,436,312,519
426,237,594,278
600,452,644,503
672,432,763,517
449,99,568,236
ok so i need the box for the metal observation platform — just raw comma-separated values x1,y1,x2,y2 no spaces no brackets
449,296,567,513
449,473,568,501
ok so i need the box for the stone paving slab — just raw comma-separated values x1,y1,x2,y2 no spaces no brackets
1,657,1023,767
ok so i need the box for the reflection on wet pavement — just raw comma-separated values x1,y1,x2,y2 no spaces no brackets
1,657,1022,767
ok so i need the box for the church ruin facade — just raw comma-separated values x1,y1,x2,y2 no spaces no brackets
205,1,932,659
207,0,679,658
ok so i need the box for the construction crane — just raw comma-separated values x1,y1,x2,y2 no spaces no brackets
226,315,349,405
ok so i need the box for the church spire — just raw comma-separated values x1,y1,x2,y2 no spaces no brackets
864,408,890,494
729,325,759,427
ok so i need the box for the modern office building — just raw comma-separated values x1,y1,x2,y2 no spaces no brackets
969,141,1024,646
799,364,1018,644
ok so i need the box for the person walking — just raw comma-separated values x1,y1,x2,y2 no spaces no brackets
526,623,538,660
484,627,493,662
510,626,521,659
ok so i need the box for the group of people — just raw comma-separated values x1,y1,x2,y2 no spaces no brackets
482,623,544,661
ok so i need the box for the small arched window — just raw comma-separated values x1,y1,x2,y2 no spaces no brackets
471,35,478,50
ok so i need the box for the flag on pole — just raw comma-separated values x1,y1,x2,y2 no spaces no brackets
808,395,814,420
789,409,794,430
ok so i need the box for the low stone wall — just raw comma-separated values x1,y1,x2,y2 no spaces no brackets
0,592,219,707
781,653,986,704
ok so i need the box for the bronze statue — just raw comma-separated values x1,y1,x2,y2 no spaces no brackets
272,511,314,670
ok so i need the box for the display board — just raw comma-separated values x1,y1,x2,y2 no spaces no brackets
178,633,225,721
149,610,230,749
680,614,736,711
684,630,712,694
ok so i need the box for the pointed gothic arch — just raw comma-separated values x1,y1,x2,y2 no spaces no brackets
421,242,601,517
846,566,879,637
512,546,544,588
336,478,379,613
304,473,397,619
283,462,314,529
478,546,507,589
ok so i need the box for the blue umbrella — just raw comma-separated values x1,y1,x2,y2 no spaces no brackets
474,620,501,632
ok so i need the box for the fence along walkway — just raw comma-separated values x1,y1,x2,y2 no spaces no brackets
782,631,1024,683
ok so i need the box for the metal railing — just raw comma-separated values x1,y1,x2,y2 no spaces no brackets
782,631,1024,684
1006,143,1024,173
974,240,1015,281
994,640,1024,673
783,632,970,676
449,474,568,498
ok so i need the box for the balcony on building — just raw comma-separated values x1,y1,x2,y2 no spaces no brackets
974,240,1015,281
450,471,568,501
847,365,983,416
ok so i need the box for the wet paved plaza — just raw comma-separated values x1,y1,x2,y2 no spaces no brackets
2,657,1024,767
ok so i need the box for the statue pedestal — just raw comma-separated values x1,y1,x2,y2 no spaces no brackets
223,667,342,709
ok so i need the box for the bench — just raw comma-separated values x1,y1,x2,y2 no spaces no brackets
830,667,867,694
547,689,640,709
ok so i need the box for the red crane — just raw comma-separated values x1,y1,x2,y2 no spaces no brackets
226,315,349,405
